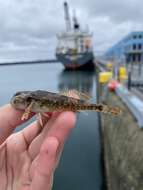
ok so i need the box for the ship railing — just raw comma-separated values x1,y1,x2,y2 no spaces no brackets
56,51,92,56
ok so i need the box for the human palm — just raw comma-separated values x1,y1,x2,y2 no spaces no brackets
0,105,76,190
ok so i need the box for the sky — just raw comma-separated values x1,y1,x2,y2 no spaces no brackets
0,0,142,61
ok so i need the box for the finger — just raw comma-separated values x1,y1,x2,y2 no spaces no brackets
0,104,33,144
28,112,76,160
27,114,58,159
46,111,76,165
21,113,55,146
30,137,59,190
21,121,42,147
21,112,54,147
5,121,43,155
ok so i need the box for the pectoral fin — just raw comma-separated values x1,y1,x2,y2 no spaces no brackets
37,112,52,128
21,101,34,120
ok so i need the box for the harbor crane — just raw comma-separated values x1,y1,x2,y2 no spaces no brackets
64,2,71,31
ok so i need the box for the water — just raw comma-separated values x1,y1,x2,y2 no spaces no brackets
0,63,103,189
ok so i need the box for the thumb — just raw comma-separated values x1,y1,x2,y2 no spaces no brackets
30,137,59,190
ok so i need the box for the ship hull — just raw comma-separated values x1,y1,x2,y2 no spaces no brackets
56,52,95,70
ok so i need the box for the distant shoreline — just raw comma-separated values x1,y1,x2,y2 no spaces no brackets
0,59,58,66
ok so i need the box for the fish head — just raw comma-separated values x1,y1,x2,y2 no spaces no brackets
10,91,33,110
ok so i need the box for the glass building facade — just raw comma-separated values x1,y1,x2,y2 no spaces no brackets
105,31,143,63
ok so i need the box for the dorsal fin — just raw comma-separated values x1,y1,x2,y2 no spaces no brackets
59,89,91,101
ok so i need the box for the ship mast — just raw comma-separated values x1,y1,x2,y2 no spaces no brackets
64,2,71,32
73,10,80,31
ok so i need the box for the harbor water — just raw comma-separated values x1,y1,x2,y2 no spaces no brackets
0,63,103,190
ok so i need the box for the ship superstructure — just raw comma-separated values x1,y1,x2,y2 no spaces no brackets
56,2,94,70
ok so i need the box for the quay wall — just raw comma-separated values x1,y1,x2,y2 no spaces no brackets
100,88,143,190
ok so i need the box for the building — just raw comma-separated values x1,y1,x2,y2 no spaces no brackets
105,31,143,64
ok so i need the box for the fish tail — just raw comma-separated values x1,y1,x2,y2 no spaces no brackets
77,104,122,115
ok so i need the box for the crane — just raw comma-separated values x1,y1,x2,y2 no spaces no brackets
63,2,71,31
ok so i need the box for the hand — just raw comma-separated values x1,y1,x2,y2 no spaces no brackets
0,104,76,190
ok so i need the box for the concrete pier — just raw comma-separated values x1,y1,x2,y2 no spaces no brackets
99,86,143,190
96,61,143,189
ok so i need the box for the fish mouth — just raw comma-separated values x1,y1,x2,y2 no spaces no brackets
10,95,28,110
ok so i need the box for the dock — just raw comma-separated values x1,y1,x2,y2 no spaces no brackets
96,61,143,190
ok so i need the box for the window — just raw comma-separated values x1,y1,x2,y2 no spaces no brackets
133,44,136,50
138,44,142,50
138,54,141,62
133,35,137,39
139,35,142,39
132,54,136,62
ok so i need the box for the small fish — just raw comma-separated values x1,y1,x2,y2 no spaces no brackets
10,90,122,123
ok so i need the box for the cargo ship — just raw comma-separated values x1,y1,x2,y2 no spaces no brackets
55,2,94,70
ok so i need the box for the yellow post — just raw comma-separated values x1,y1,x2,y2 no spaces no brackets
119,66,128,81
107,62,113,71
99,72,113,83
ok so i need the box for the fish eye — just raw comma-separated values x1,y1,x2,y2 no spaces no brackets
13,99,19,104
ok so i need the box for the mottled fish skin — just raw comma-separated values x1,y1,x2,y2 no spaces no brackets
10,90,122,115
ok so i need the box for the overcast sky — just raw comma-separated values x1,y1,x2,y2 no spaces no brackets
0,0,142,61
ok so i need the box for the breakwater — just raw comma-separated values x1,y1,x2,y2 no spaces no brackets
0,59,58,66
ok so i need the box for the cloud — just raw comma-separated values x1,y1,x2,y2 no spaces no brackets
68,0,143,52
70,0,143,24
0,0,142,60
